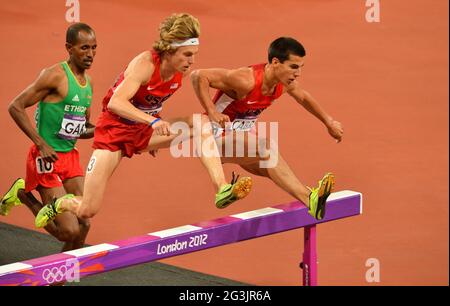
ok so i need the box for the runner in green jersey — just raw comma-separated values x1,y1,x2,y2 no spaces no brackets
1,23,97,254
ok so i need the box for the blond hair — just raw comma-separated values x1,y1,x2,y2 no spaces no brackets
153,13,200,53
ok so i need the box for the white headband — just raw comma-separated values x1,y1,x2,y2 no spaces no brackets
170,38,199,48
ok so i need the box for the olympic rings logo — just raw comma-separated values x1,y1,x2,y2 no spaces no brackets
41,259,80,284
42,266,67,283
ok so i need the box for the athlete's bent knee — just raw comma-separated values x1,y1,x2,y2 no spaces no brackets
78,218,91,233
78,208,97,219
56,227,81,242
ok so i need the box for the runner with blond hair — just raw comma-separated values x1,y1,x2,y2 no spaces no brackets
35,13,251,228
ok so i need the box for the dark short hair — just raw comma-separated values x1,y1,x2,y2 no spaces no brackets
268,37,306,63
66,23,94,45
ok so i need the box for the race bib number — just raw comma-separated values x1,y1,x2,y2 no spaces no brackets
57,114,86,140
36,156,53,174
231,118,257,132
86,156,96,173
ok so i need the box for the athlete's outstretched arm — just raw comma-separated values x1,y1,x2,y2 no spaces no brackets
190,68,252,126
287,83,344,142
8,67,63,162
108,53,171,136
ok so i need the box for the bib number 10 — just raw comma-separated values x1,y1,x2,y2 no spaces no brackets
36,157,54,174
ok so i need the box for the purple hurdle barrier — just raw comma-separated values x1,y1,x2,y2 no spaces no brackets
0,190,362,286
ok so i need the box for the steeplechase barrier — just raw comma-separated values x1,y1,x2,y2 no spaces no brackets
0,190,362,286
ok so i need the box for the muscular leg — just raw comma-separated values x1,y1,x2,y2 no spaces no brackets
144,114,227,191
59,149,122,219
18,190,65,237
35,186,82,252
18,190,46,216
63,176,90,249
239,157,311,206
221,132,311,206
17,177,90,251
53,116,243,219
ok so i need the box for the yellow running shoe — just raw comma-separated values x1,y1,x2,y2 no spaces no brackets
35,194,75,228
1,178,25,216
215,172,252,209
308,173,335,220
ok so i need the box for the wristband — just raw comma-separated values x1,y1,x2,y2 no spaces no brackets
149,118,161,127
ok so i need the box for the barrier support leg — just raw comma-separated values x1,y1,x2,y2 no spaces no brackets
301,225,318,286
